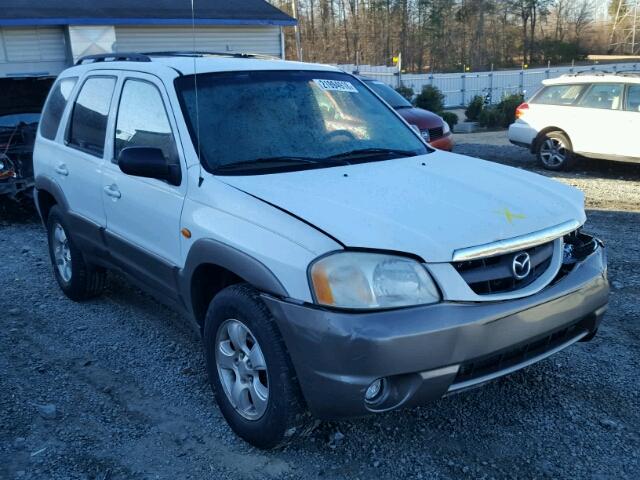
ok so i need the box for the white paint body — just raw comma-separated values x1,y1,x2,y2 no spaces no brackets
34,56,587,305
508,74,640,161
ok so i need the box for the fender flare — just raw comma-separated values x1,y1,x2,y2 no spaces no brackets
180,238,289,308
34,174,70,218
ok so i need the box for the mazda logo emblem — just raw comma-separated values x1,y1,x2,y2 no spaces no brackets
512,252,531,280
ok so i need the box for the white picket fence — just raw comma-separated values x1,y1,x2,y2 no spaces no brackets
338,62,640,108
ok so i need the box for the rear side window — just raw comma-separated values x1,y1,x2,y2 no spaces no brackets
578,83,623,110
114,79,177,163
625,85,640,112
40,77,77,140
532,84,586,105
67,76,116,157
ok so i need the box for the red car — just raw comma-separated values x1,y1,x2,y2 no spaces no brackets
361,78,454,151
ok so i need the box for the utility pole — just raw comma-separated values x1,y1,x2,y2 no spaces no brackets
291,0,303,61
609,0,640,55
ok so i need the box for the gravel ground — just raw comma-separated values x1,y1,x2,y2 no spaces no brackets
1,131,639,479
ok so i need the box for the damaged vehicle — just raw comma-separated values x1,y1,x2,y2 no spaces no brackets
33,53,608,449
0,77,53,199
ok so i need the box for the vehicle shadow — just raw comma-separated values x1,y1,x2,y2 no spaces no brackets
0,196,39,225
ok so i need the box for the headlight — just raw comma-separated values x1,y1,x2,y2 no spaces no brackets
309,252,440,309
442,120,450,135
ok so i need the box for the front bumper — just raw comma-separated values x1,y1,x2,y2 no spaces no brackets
264,244,608,419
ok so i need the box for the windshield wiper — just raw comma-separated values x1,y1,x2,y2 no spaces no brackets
327,148,419,161
213,156,349,173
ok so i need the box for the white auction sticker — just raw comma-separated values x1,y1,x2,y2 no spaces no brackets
313,79,359,93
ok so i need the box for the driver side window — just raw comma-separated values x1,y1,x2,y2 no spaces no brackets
114,79,178,164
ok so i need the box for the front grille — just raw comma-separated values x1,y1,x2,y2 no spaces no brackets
453,242,554,295
453,320,588,386
428,126,444,140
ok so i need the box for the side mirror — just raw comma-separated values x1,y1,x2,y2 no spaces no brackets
117,147,181,186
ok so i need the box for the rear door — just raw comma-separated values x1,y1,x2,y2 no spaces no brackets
525,83,586,142
621,84,640,159
101,73,187,299
570,83,624,157
58,74,117,251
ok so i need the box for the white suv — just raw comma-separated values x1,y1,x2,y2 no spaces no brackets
508,72,640,170
33,53,608,448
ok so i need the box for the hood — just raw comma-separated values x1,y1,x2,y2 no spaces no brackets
219,151,585,262
0,77,54,116
396,107,444,130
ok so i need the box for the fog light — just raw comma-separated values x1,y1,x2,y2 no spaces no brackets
365,378,383,401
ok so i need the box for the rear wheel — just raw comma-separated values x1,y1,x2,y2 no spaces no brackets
203,284,312,449
537,131,576,171
46,205,106,301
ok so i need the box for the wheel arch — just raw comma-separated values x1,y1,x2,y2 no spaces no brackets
533,127,573,153
34,175,69,224
181,238,289,329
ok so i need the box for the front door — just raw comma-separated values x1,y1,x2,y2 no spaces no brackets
101,74,187,299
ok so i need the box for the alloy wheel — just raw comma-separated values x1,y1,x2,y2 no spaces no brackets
52,223,72,283
539,137,567,168
215,319,269,420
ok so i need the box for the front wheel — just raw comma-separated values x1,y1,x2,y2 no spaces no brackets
537,131,576,171
203,284,311,449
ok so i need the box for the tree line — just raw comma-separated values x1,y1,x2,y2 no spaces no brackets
270,1,611,72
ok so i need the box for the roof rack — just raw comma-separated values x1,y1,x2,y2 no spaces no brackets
563,70,612,77
145,50,279,60
615,70,640,77
75,50,279,67
75,53,151,65
144,50,260,59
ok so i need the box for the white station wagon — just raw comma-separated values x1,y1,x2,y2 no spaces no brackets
33,52,608,448
508,72,640,170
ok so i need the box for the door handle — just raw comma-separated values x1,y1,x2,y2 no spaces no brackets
55,164,69,176
103,184,121,199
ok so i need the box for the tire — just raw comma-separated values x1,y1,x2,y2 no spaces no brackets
46,205,106,301
203,283,312,449
536,131,576,171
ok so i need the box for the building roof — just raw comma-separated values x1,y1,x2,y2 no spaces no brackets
0,0,296,27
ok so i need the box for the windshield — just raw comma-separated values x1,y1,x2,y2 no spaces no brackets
175,70,428,175
364,80,412,109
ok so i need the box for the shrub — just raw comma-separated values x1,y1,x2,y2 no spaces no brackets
415,85,445,113
478,106,505,128
441,111,459,129
465,95,484,122
395,85,414,102
477,94,525,129
497,93,525,127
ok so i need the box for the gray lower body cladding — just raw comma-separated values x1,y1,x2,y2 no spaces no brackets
263,245,608,419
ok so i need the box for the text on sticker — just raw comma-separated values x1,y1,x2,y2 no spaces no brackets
313,79,359,93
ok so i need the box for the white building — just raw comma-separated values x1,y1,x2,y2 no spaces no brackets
0,0,295,78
